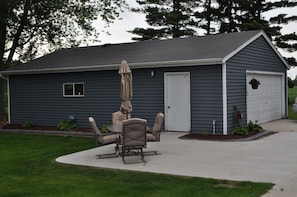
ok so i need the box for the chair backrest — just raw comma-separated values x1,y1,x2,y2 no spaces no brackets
122,118,147,147
88,116,103,145
112,111,126,125
151,113,164,137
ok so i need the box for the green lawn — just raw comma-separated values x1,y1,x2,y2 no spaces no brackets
288,87,297,119
0,133,272,197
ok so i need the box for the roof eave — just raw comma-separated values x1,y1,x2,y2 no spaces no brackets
0,58,223,75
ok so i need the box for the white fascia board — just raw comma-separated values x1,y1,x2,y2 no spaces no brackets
130,58,223,68
1,58,223,75
222,31,290,69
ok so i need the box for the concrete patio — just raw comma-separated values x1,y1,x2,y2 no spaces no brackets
56,119,297,196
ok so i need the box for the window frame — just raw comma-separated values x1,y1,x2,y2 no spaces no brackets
63,82,85,97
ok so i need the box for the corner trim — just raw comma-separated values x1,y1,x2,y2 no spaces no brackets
222,62,227,135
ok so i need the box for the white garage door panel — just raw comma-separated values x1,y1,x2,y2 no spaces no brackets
247,74,283,123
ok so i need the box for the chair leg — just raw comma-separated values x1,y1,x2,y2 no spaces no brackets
96,145,119,159
121,147,146,164
140,148,146,163
143,150,161,156
96,152,118,159
122,146,126,164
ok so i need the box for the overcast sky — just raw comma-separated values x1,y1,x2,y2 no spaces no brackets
94,1,297,78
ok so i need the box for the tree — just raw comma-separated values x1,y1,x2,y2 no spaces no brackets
288,77,295,88
130,0,199,41
269,2,297,66
0,0,126,120
202,0,297,65
196,0,219,34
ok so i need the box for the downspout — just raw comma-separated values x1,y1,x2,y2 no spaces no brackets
0,73,7,81
222,62,227,135
0,73,9,123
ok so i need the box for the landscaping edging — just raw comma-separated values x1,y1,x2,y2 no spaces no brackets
179,130,275,142
0,128,94,137
1,128,275,141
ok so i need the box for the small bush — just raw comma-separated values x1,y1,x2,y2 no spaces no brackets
57,119,77,131
247,120,263,132
22,121,34,129
233,127,248,136
100,122,111,133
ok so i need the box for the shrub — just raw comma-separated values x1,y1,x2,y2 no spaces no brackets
57,119,77,131
22,121,34,129
247,120,263,132
233,127,248,136
100,122,111,133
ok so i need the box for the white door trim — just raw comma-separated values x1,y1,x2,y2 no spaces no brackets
164,72,191,132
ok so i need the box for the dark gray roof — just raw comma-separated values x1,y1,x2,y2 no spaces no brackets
1,30,288,75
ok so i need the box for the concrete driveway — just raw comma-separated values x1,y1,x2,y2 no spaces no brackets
56,119,297,197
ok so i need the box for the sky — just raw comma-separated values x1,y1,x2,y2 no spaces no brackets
94,0,297,78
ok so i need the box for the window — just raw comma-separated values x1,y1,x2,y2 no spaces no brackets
63,83,84,97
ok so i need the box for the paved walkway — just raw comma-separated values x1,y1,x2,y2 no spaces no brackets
260,119,297,197
56,119,297,197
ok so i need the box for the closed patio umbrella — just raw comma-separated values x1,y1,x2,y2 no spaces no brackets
119,60,132,118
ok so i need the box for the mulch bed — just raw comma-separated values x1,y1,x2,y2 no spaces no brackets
1,123,276,141
1,124,92,132
179,131,276,141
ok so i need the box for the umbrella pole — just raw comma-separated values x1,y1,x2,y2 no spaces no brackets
121,109,129,119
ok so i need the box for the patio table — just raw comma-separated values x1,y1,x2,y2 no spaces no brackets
107,125,123,134
108,125,151,134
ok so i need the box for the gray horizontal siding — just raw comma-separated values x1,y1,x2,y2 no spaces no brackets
9,71,121,127
190,65,223,134
226,36,287,133
9,65,224,133
8,69,165,128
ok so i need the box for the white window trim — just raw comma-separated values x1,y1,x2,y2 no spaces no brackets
63,82,85,97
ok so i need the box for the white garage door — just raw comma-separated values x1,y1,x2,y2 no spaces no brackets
246,73,284,123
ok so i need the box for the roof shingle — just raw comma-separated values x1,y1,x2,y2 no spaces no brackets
4,30,275,74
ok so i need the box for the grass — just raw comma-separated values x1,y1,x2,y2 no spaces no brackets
0,133,273,197
288,86,297,119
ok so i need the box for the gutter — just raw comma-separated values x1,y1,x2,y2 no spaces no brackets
0,58,224,76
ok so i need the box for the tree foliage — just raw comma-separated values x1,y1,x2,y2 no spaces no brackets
130,0,199,41
0,0,126,120
0,0,126,67
132,0,297,65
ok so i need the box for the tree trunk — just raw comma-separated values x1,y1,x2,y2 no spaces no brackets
6,0,31,65
0,0,9,121
0,0,9,67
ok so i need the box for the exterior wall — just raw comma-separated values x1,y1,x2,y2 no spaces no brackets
9,71,122,127
190,65,223,134
226,36,287,133
8,65,223,132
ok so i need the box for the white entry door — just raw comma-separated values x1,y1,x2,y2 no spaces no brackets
246,72,285,123
164,72,191,132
